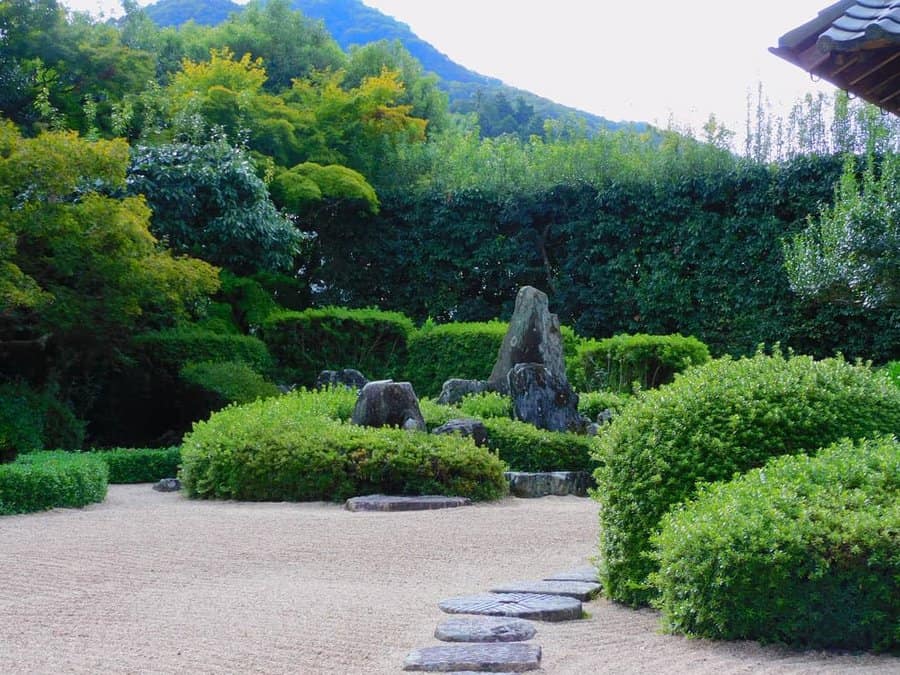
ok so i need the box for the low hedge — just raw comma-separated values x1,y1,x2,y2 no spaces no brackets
261,307,414,386
574,333,710,393
90,447,181,484
483,417,599,473
651,436,899,653
0,452,108,515
594,350,900,607
180,390,508,502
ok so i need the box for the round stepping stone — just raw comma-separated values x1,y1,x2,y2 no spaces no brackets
439,592,582,622
544,565,598,583
490,580,601,602
403,643,541,672
434,616,536,643
344,495,471,512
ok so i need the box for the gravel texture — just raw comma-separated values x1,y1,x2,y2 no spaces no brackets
0,485,896,674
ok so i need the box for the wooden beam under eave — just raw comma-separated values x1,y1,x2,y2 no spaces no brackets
848,51,900,86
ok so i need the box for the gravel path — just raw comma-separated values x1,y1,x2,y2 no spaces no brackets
0,485,896,674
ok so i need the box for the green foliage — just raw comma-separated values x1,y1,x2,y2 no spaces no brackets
594,350,900,607
272,161,379,214
261,306,413,386
651,436,900,653
90,446,181,483
458,392,512,419
574,333,711,393
417,398,459,429
128,137,301,274
405,321,507,397
577,390,629,422
0,451,107,515
0,381,85,454
881,361,900,388
483,417,599,473
179,360,280,407
180,389,508,502
785,153,900,309
134,326,273,374
218,271,279,331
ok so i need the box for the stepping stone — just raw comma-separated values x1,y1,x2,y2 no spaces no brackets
403,643,541,672
439,592,582,622
544,565,598,583
490,580,601,602
344,495,471,512
435,616,536,643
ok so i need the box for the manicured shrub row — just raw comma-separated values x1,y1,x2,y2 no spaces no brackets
0,452,108,515
573,333,710,393
90,447,181,484
261,307,414,386
594,350,900,607
134,326,273,374
180,390,508,502
651,436,900,653
483,417,599,473
0,382,85,456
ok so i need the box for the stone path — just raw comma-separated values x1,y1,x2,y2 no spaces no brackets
404,562,599,672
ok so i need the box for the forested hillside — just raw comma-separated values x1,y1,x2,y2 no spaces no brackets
1,0,897,448
143,0,625,137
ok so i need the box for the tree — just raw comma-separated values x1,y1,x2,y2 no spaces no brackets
784,153,900,309
127,135,302,274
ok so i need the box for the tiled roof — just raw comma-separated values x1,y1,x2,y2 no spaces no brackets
771,1,900,116
818,0,900,50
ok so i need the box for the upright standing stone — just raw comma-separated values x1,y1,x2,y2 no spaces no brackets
507,363,584,433
487,286,569,395
351,380,426,431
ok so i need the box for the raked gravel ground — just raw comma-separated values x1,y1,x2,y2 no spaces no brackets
0,485,896,674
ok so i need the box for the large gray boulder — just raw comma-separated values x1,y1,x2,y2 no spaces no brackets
487,286,569,395
436,378,488,405
351,380,426,431
508,363,584,433
316,368,368,391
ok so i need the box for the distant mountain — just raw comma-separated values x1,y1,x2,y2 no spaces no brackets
143,0,638,133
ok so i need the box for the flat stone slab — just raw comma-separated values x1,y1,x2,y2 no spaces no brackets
544,565,598,583
435,616,537,643
344,495,471,512
490,580,601,602
403,643,541,672
439,592,582,622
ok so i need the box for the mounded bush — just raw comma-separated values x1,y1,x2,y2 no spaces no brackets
180,390,507,502
0,452,108,515
0,382,85,455
574,333,710,393
133,326,273,374
261,307,414,386
577,391,630,422
179,360,280,420
483,417,599,473
882,360,900,388
218,271,280,331
594,350,900,607
90,447,181,484
651,436,900,653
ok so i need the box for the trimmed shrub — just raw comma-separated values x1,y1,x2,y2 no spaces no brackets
651,436,900,653
0,382,85,454
261,307,414,386
179,361,280,418
219,271,280,331
419,399,460,429
577,391,630,422
90,447,181,483
574,333,710,393
180,389,507,502
133,327,273,374
882,360,900,388
0,452,108,515
194,301,241,335
594,350,900,607
483,417,599,473
458,392,513,419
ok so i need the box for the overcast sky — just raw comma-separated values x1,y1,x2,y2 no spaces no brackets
64,0,839,134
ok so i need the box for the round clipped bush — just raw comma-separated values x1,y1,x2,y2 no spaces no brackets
180,389,508,502
577,391,629,422
594,350,900,607
179,360,281,417
0,452,108,515
651,436,899,652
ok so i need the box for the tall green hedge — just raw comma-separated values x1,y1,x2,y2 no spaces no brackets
0,452,108,515
573,333,710,393
261,307,414,386
133,327,273,374
594,350,900,607
651,436,899,652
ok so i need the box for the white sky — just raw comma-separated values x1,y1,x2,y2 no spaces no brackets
63,0,838,134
